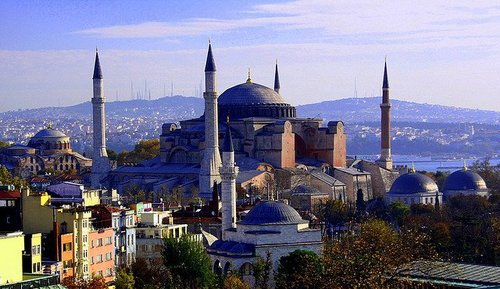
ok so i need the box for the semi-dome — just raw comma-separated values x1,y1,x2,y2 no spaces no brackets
389,172,438,195
240,201,306,225
443,169,487,191
218,79,296,119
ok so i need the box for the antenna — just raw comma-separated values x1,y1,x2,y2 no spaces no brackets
130,81,134,100
354,77,358,98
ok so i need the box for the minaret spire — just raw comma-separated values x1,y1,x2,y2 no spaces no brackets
220,117,238,239
91,49,110,188
376,59,393,170
200,42,222,198
382,58,389,89
93,49,103,80
274,60,280,93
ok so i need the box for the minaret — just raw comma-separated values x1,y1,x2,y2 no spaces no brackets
199,42,222,198
91,49,110,188
220,118,238,240
376,60,393,170
274,61,280,93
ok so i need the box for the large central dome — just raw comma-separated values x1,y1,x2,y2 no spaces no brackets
219,81,286,105
218,79,296,119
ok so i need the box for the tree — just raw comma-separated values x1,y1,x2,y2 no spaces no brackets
0,165,27,189
222,274,250,289
61,275,108,289
253,251,272,289
473,158,500,197
320,199,351,238
322,219,439,289
162,234,215,289
131,258,170,289
115,268,135,289
275,250,321,289
106,149,118,161
117,139,160,165
389,201,410,227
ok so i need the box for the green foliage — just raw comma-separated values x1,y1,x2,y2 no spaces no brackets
163,234,215,289
322,219,438,289
389,201,410,226
473,158,500,196
117,139,160,165
253,251,272,289
106,149,118,161
275,250,321,289
0,165,27,189
115,268,135,289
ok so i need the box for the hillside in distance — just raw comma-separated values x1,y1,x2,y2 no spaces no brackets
3,96,498,124
296,97,499,124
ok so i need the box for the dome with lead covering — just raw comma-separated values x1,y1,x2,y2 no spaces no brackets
33,128,68,138
219,81,286,105
240,201,306,225
389,172,439,195
443,169,487,191
218,79,296,119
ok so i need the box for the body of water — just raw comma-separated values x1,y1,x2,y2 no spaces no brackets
353,155,500,172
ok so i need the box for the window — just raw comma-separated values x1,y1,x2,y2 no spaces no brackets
83,249,88,258
32,246,36,255
83,220,88,228
97,238,103,246
106,252,112,261
83,234,87,243
91,256,94,264
97,254,102,263
63,260,72,268
33,263,37,272
37,245,41,254
90,240,94,248
63,243,72,252
105,237,112,245
106,268,112,277
84,264,88,273
98,270,103,277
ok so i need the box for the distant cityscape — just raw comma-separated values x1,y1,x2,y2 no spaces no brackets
0,96,498,159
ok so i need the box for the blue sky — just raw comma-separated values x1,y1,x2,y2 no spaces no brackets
1,0,499,112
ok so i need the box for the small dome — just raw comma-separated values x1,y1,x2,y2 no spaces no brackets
219,82,285,105
443,169,487,191
389,172,438,195
240,201,305,225
291,184,322,195
33,128,68,138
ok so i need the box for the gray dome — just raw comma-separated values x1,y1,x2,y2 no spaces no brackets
33,128,67,138
219,81,286,105
443,169,487,191
291,184,322,195
240,201,305,225
389,172,438,195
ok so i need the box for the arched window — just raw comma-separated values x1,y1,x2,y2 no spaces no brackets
223,262,232,276
213,260,222,275
240,262,253,276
